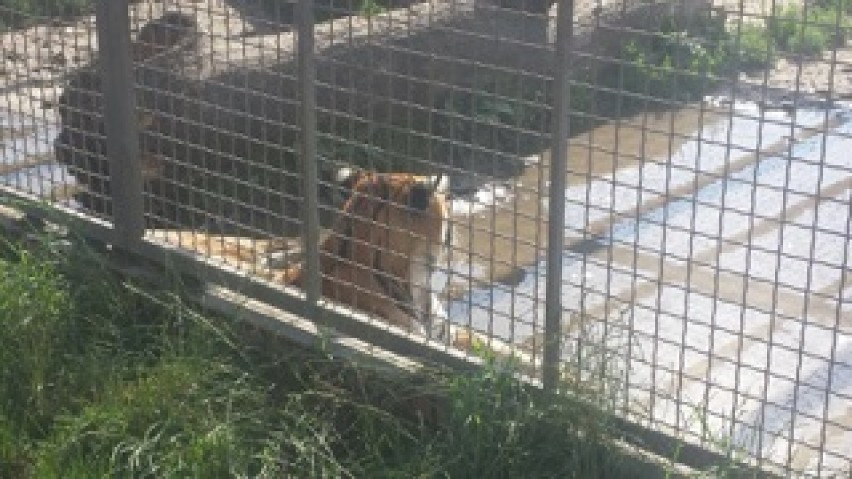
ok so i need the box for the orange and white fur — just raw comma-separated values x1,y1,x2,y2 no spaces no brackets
150,170,532,366
273,170,451,337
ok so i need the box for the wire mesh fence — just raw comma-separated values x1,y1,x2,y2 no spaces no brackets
2,0,851,475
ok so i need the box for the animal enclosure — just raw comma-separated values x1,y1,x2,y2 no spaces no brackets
1,0,851,475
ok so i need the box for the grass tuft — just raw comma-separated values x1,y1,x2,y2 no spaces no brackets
0,233,647,478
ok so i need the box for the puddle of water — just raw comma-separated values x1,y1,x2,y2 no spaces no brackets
0,111,59,160
1,111,62,196
442,104,733,302
2,131,57,161
1,109,76,202
448,103,842,320
444,102,838,294
444,101,852,470
2,163,75,199
563,104,829,237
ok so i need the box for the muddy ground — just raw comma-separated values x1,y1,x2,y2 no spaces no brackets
449,0,852,294
450,50,852,297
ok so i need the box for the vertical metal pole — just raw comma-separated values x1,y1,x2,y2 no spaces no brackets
297,0,322,309
95,0,145,248
543,0,573,392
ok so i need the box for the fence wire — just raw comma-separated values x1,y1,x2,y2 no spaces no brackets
2,0,851,475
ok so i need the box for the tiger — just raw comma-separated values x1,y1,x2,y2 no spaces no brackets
272,170,452,338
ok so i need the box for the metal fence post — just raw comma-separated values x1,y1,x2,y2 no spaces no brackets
94,0,145,248
297,0,322,311
543,0,573,392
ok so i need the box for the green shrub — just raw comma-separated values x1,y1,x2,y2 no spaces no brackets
729,23,776,70
358,0,387,17
789,23,833,55
814,0,852,14
768,3,852,57
604,1,850,113
593,12,735,112
768,6,801,51
615,35,720,105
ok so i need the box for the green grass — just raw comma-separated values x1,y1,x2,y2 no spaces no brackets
0,232,656,478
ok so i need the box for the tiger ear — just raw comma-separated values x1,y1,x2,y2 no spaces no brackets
429,174,448,193
334,167,360,190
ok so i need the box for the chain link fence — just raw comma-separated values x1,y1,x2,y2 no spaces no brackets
2,0,851,475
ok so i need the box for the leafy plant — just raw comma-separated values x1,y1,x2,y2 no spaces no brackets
768,2,852,56
814,0,852,14
729,23,776,70
358,0,386,17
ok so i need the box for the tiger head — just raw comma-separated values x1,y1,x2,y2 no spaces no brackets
329,170,451,334
325,169,450,278
281,169,451,335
